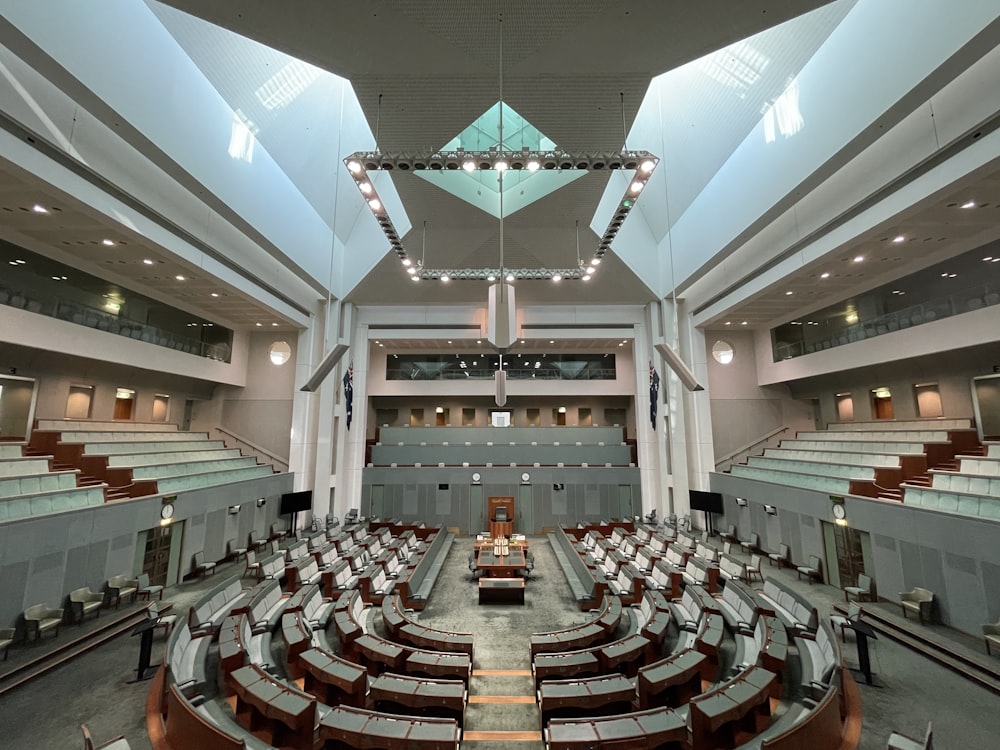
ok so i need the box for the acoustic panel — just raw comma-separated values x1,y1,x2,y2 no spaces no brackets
875,533,897,551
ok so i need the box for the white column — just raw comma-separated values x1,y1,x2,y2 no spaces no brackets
635,305,670,520
334,314,367,518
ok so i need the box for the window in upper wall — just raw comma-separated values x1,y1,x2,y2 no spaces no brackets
525,408,540,427
269,341,291,365
914,383,943,418
712,340,734,365
835,392,854,422
152,394,170,422
66,385,94,419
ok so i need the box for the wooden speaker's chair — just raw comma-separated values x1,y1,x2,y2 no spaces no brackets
982,618,1000,656
81,723,131,750
844,573,873,603
899,587,934,624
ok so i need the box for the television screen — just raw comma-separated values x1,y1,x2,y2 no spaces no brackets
279,490,313,515
689,489,724,515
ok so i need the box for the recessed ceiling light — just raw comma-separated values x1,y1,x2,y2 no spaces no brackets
411,275,420,281
175,275,185,281
462,160,476,172
31,204,48,214
629,181,645,194
724,321,731,326
591,258,601,265
347,160,362,174
210,292,219,297
785,291,794,296
15,259,26,264
102,239,115,246
494,160,508,172
447,341,452,344
853,255,864,263
486,274,496,282
526,160,540,172
440,274,450,282
582,274,591,281
791,321,802,325
402,258,411,266
255,322,262,327
993,258,1000,263
359,182,373,195
741,321,748,325
639,160,656,174
820,272,830,279
984,257,993,262
407,266,416,274
506,273,515,282
961,200,977,209
552,274,562,282
8,261,17,266
549,340,555,344
143,258,154,265
271,322,279,326
892,235,905,243
948,273,957,278
476,340,482,345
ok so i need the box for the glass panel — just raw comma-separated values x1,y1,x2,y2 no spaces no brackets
387,353,616,381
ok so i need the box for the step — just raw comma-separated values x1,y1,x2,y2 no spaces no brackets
0,604,148,696
834,603,1000,696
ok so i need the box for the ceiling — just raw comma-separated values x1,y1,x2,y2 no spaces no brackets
1,0,996,346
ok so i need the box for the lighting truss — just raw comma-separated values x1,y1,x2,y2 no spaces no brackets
343,148,659,281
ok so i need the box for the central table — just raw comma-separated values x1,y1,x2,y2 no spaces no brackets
476,549,526,578
478,577,525,605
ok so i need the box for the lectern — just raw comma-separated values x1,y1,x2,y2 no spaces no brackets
845,619,878,685
130,618,158,681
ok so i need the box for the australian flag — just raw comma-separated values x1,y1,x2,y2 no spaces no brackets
343,361,354,430
649,360,660,429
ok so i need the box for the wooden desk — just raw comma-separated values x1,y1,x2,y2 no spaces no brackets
530,622,605,657
300,647,367,707
405,649,473,685
230,663,317,749
533,650,600,687
478,577,525,604
689,665,776,748
319,704,460,750
476,549,526,578
599,634,651,676
538,673,635,726
489,520,513,539
280,611,312,678
637,649,707,709
545,706,687,750
355,633,406,675
399,622,475,657
369,673,467,726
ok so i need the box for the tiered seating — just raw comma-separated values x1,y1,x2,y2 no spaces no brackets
0,442,106,522
28,419,274,499
733,418,980,500
369,425,634,467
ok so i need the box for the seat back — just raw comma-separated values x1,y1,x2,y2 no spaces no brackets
193,551,205,566
808,555,822,570
778,543,790,559
857,573,871,592
749,533,759,548
136,573,150,589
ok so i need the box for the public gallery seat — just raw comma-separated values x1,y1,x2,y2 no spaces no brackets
134,573,163,601
796,555,823,584
192,551,217,578
899,587,934,624
69,587,104,624
844,573,872,603
106,575,137,608
23,603,63,641
81,723,131,750
0,628,14,659
982,618,1000,656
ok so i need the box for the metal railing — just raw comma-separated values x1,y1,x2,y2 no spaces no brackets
715,426,790,473
213,426,289,473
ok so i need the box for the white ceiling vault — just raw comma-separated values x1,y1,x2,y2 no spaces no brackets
152,0,839,309
2,0,997,345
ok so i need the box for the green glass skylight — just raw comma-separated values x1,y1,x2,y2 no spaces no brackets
415,102,587,218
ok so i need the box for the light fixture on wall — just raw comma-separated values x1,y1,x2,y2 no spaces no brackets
764,504,778,516
735,497,748,507
256,497,266,508
228,505,241,515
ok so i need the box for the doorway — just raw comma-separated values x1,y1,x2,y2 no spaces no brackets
554,407,567,426
519,484,534,535
141,523,175,588
114,387,135,420
469,484,485,535
871,387,893,419
370,485,385,519
822,521,870,592
618,485,634,519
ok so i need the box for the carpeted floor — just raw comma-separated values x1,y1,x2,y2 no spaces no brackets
1,531,998,749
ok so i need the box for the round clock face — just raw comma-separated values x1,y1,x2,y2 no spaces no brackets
832,503,846,519
472,472,481,483
160,503,175,520
521,472,531,483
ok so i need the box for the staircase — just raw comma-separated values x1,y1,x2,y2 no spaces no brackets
24,448,129,502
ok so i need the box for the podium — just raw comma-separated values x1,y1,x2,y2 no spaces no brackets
845,619,878,685
130,618,158,681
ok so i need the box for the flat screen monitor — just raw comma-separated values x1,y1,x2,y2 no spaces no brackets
280,490,313,515
689,489,724,515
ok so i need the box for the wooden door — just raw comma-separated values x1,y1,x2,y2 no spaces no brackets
113,396,134,420
142,524,173,588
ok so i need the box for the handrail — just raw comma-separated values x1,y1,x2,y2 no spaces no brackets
715,426,790,471
212,426,289,472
